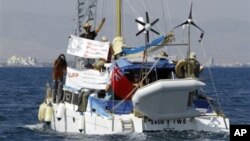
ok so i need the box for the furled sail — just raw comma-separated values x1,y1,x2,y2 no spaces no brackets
77,0,98,35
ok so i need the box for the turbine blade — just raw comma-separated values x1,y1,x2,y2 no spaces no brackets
191,21,205,33
173,21,188,29
150,28,160,35
151,19,159,26
146,12,149,23
136,28,146,36
135,19,145,26
189,2,193,20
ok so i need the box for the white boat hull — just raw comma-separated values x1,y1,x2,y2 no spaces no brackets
50,103,229,134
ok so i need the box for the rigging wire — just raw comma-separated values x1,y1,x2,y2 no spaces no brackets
126,0,140,17
164,0,185,59
100,0,107,36
160,0,168,31
186,0,224,115
111,58,161,111
165,0,173,29
160,0,170,55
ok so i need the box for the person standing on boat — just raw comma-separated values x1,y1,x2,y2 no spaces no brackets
92,36,114,71
79,18,106,67
52,54,67,103
186,52,204,106
80,18,106,40
187,52,203,78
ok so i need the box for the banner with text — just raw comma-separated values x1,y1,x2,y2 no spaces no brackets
67,35,110,59
65,67,108,90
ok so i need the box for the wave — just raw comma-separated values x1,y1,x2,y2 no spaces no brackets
22,123,52,133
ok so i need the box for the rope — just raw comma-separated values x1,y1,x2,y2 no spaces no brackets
111,58,160,111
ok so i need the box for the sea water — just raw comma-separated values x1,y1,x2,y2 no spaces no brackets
0,67,249,141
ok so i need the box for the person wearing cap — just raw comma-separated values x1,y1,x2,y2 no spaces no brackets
187,52,202,78
79,18,105,68
156,51,174,65
52,54,67,103
80,18,106,40
186,52,203,106
160,51,168,57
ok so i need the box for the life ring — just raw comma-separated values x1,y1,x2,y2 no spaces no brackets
175,60,187,78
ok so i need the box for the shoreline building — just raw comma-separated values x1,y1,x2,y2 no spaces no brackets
7,56,38,67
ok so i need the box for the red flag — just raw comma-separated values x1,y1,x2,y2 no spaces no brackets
111,67,135,100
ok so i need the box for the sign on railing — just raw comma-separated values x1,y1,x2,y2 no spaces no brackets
65,67,108,90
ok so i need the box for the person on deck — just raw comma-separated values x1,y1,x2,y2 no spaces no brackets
79,18,106,68
186,52,203,78
92,36,113,71
52,54,67,103
157,51,174,64
186,52,204,106
80,18,106,40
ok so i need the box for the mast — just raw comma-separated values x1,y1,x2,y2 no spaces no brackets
77,0,98,35
187,23,191,76
116,0,122,37
75,0,98,69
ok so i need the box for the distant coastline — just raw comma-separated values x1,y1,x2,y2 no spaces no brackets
0,55,52,67
0,63,52,68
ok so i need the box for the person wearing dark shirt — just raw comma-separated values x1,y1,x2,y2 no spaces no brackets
52,54,67,103
80,18,106,40
79,18,106,67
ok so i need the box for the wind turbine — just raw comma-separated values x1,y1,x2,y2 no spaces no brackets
135,12,160,60
174,3,204,33
135,12,159,84
174,2,205,54
173,2,205,76
136,12,159,43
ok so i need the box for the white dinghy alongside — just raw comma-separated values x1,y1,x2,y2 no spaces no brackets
132,79,205,120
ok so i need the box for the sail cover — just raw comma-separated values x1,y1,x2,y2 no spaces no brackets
77,0,98,35
122,36,165,55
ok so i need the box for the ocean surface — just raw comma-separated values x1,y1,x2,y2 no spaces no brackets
0,67,249,141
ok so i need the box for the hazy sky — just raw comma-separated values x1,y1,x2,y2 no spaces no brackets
0,0,250,64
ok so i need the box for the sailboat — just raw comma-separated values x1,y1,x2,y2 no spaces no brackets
38,0,229,134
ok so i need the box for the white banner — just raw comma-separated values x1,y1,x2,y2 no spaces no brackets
67,35,110,59
65,67,108,90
